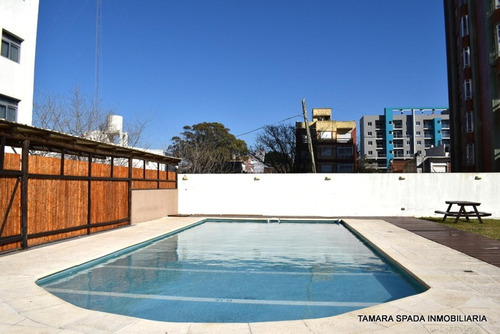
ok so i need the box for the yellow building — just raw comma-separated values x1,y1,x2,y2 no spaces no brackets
295,108,357,173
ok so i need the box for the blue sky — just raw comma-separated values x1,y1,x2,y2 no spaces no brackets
34,0,448,149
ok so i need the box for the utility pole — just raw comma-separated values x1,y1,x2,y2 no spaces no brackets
302,98,316,173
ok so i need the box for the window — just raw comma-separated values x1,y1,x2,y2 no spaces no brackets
337,163,354,173
442,120,450,128
496,25,500,55
368,150,373,155
496,0,500,9
367,122,372,126
460,15,469,37
464,80,472,100
319,147,333,157
367,131,373,136
462,47,470,68
337,146,353,159
319,131,332,140
416,121,421,126
1,30,22,63
417,140,422,145
423,120,433,129
466,112,474,133
0,95,18,122
416,131,421,136
318,164,333,173
367,141,373,145
394,150,404,158
466,143,475,166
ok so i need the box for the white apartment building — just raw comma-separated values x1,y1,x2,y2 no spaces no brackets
0,0,39,125
360,107,449,172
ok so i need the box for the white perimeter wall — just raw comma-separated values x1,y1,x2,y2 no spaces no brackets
178,173,500,218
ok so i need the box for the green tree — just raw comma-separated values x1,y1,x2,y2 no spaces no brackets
357,154,380,173
168,122,248,173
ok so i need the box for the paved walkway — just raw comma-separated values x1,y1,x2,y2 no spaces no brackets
382,217,500,268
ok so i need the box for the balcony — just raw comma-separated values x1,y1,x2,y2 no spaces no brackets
393,131,403,138
336,133,353,143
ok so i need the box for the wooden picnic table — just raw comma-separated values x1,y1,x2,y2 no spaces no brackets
435,201,491,224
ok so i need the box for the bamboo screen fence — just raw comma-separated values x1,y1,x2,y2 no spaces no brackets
0,153,177,252
0,121,180,253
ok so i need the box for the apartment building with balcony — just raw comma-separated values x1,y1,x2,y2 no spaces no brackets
295,108,357,173
359,107,450,172
444,0,500,171
0,0,39,125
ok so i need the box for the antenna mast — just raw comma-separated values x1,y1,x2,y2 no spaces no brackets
94,0,102,108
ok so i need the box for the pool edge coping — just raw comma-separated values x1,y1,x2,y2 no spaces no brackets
0,216,499,333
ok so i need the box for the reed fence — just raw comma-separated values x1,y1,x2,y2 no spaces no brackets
0,152,177,252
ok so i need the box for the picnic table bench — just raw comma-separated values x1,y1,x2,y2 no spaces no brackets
435,201,491,224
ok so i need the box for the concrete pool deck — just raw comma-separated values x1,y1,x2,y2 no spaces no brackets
0,217,499,333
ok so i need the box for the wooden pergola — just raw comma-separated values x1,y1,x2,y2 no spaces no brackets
0,120,181,251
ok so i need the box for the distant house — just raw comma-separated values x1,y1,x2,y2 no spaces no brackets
295,108,357,173
0,0,39,125
242,150,266,174
395,145,451,173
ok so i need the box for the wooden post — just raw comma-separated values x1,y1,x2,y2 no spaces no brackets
87,154,92,234
0,136,5,171
110,156,114,178
157,162,160,189
60,150,65,175
128,157,133,225
20,140,29,249
302,99,316,173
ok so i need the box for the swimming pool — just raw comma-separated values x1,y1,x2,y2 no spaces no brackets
37,219,426,323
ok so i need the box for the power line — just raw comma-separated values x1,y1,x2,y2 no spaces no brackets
236,114,301,137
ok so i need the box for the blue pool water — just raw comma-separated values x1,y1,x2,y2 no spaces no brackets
37,220,426,323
